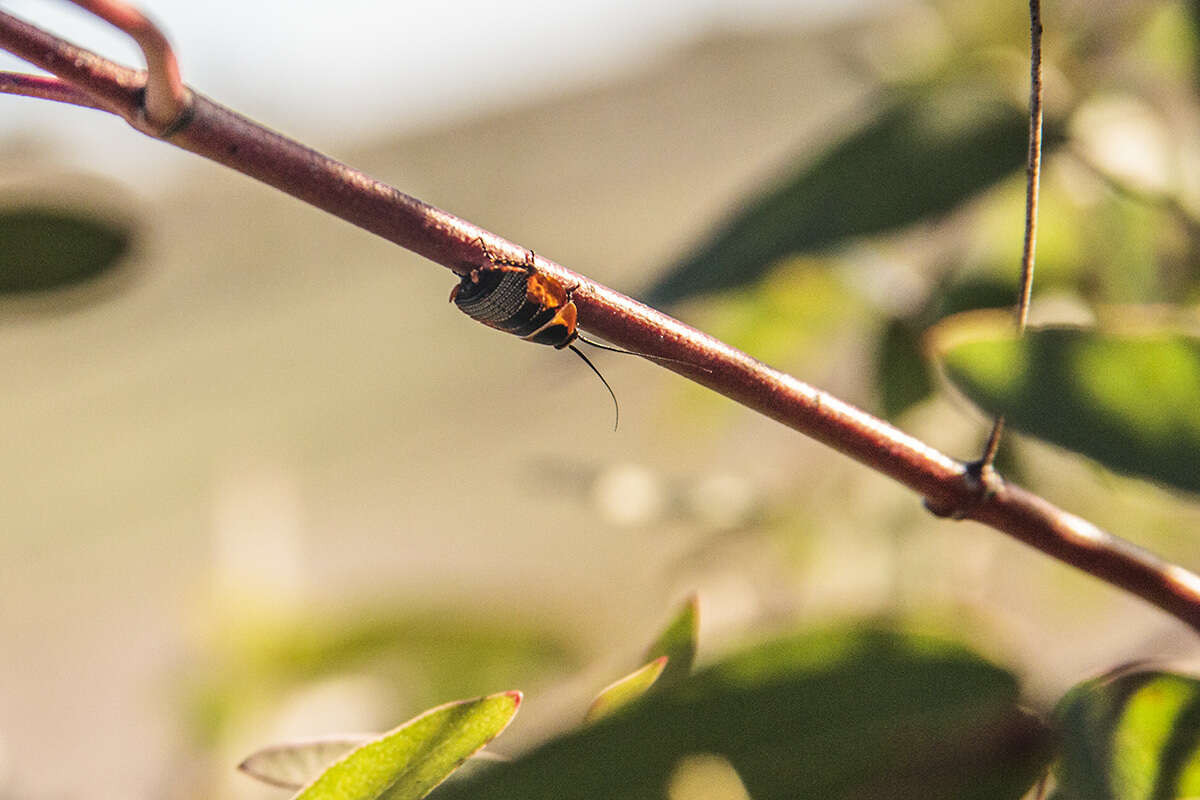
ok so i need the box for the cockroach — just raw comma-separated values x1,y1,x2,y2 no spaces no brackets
451,243,687,430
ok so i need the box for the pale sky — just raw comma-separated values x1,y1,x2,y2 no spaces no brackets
0,0,886,183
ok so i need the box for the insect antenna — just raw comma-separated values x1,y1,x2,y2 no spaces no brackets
576,333,711,373
568,344,620,431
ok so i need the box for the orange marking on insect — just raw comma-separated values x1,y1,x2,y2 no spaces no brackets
526,302,577,348
524,271,570,310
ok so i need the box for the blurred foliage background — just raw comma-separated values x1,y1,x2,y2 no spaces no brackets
2,0,1200,798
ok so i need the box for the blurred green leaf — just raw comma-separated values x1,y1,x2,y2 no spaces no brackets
1084,195,1172,304
643,594,699,688
434,627,1051,800
878,318,936,418
647,90,1059,305
930,314,1200,494
1185,0,1200,93
185,606,578,745
0,207,130,293
877,276,1016,419
1054,668,1200,800
286,692,520,800
585,657,668,722
1135,3,1200,88
932,275,1021,319
694,260,866,367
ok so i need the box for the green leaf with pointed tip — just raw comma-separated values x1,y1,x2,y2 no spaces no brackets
931,315,1200,494
434,627,1052,800
240,738,509,791
241,737,369,790
586,657,668,722
1053,668,1200,800
290,692,521,800
0,207,130,293
644,594,699,688
645,90,1061,305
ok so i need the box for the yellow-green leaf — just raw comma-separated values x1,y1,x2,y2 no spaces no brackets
289,691,520,800
240,737,509,791
586,657,668,722
643,594,699,688
1054,668,1200,800
241,737,368,789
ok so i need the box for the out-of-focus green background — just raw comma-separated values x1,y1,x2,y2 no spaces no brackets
3,1,1200,798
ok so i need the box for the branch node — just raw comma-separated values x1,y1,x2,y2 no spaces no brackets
923,459,1002,520
128,84,194,138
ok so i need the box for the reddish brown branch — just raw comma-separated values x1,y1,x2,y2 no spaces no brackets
67,0,188,128
975,484,1200,629
0,3,188,134
0,71,106,109
2,5,1199,633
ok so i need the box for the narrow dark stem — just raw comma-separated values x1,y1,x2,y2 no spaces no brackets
1017,0,1044,333
2,6,1199,634
979,0,1044,472
979,417,1005,471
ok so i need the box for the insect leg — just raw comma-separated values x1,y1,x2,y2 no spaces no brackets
474,237,536,270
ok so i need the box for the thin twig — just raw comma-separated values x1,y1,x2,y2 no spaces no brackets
1,5,1199,633
1017,0,1044,334
978,0,1044,472
0,71,107,109
978,416,1006,475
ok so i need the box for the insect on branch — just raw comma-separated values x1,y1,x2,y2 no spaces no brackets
2,1,1200,634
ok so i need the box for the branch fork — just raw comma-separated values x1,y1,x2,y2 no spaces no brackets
0,0,189,136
